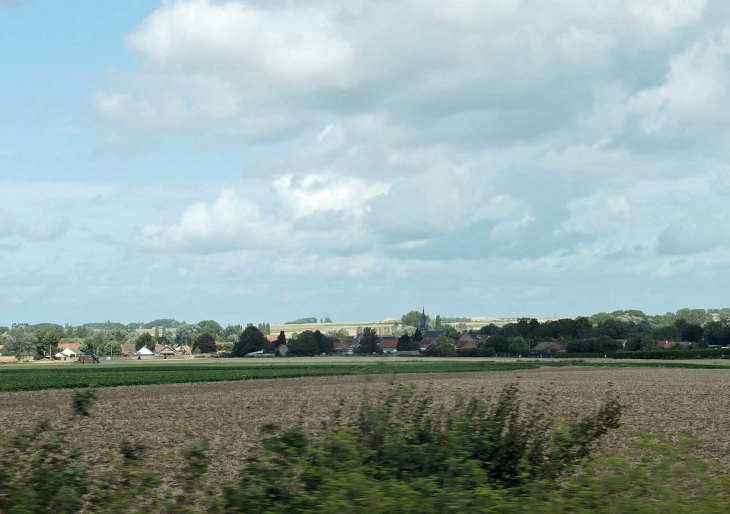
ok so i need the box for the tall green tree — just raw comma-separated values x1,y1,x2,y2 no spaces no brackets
135,332,155,351
396,334,419,351
359,327,381,354
1,326,37,360
36,329,60,358
401,311,428,329
508,337,530,355
640,333,658,350
313,330,333,354
433,315,443,330
413,328,423,342
198,320,223,339
232,326,267,357
287,330,319,356
276,331,287,347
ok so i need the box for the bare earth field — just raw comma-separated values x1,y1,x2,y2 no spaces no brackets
1,366,729,479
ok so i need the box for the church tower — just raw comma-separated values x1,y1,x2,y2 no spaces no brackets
420,308,428,333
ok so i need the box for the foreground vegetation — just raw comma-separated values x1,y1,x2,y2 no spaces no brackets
4,381,730,513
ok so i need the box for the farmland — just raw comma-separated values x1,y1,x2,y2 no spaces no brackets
4,364,730,511
4,358,730,392
3,366,730,479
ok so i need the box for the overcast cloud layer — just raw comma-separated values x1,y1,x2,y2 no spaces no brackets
2,0,730,326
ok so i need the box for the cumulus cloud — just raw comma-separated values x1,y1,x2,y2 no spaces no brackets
11,0,730,323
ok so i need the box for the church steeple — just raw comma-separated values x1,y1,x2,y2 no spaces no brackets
420,308,428,333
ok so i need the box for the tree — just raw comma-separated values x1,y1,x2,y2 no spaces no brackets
433,315,443,330
135,332,155,351
596,318,629,339
359,327,381,355
444,325,459,338
401,311,428,330
676,308,710,326
412,328,423,342
703,321,730,346
486,334,510,354
1,326,37,360
654,324,680,341
232,326,268,357
424,336,456,357
478,324,500,336
198,320,223,339
287,330,319,356
397,334,419,351
276,331,287,347
36,328,60,358
574,317,594,339
193,333,217,354
641,333,658,351
508,337,529,355
680,323,704,343
175,324,200,346
313,330,334,354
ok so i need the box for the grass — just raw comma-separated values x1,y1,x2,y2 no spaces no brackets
3,358,730,392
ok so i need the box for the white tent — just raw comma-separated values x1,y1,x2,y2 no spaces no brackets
134,347,154,356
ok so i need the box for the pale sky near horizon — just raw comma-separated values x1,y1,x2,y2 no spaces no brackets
2,0,730,327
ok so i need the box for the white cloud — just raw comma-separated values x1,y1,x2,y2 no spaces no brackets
125,0,354,86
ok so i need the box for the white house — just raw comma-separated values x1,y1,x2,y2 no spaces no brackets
133,346,155,359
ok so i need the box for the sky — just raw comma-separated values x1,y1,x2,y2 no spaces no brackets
2,0,730,327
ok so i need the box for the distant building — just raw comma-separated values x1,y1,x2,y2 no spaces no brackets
530,342,566,356
379,336,398,353
456,332,478,350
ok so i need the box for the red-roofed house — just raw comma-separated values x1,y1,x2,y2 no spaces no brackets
379,337,398,352
58,342,82,350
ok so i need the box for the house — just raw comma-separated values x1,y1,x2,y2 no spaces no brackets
121,344,136,356
133,346,154,359
657,340,691,349
456,332,478,350
157,345,176,357
58,342,82,350
265,334,279,343
60,347,82,358
530,342,566,355
177,345,192,355
379,336,399,353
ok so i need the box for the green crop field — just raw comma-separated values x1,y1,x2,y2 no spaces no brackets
2,359,730,392
0,361,544,392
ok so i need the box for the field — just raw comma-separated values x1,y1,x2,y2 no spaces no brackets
2,366,730,482
4,357,730,392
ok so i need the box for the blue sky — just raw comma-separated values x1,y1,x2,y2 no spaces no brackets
2,0,730,327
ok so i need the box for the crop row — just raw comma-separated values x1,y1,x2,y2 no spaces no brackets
0,361,541,392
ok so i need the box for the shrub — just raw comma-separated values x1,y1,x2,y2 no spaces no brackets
222,383,621,512
71,389,97,417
